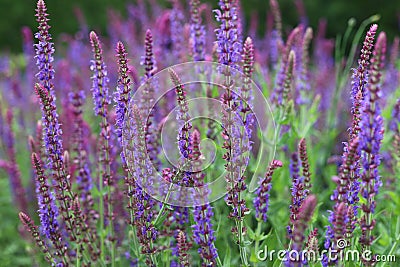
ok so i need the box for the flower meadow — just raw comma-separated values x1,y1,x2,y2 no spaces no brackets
0,0,399,266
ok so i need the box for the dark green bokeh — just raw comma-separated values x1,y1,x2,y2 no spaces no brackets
0,0,399,53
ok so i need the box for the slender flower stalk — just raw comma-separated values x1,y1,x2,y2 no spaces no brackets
189,0,206,61
287,194,317,267
215,2,249,265
269,0,283,53
254,160,283,222
176,230,191,267
288,151,306,239
140,29,160,168
305,228,319,260
240,37,255,143
115,41,132,148
170,1,185,61
214,0,242,68
298,138,311,193
19,212,56,265
296,28,313,105
89,30,115,265
349,24,377,141
383,37,399,94
129,105,158,266
114,41,143,263
34,1,83,251
358,32,386,260
272,26,300,105
190,130,219,266
35,0,55,95
35,83,80,247
32,153,67,263
169,68,193,161
69,89,100,262
3,109,28,212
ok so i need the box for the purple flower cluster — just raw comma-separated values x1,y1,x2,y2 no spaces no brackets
89,31,111,117
114,41,132,148
189,0,206,61
35,0,55,94
214,0,242,68
358,31,386,249
32,153,66,263
254,160,282,222
190,130,218,265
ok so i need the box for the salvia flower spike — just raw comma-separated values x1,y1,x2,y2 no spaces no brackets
359,31,386,255
254,160,282,222
35,0,55,95
19,212,56,265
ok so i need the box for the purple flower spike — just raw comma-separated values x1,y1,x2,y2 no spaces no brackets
115,41,133,147
35,0,55,94
296,28,313,105
170,68,193,161
176,230,191,267
89,31,111,118
192,204,218,266
170,1,185,61
275,49,297,106
140,29,160,168
272,26,300,105
240,37,255,140
359,31,386,251
32,153,67,261
254,160,282,222
214,0,242,68
35,83,79,245
349,24,377,140
190,130,218,266
287,195,317,267
298,138,311,192
189,0,206,61
389,100,400,134
19,212,55,265
2,109,28,213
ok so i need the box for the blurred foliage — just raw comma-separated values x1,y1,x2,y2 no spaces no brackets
0,0,399,53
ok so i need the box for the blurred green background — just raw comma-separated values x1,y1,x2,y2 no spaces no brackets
0,0,399,52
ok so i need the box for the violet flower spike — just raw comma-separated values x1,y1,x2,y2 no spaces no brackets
170,1,185,61
32,153,68,263
169,68,193,161
240,37,255,140
140,29,160,168
35,0,55,95
190,130,218,265
2,109,28,212
288,151,306,238
214,0,242,69
349,24,377,140
296,28,313,105
287,194,317,267
89,31,111,118
272,26,300,105
298,138,311,193
127,104,158,261
189,0,206,61
19,212,56,265
358,31,386,252
114,41,133,148
176,230,191,267
254,160,282,222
